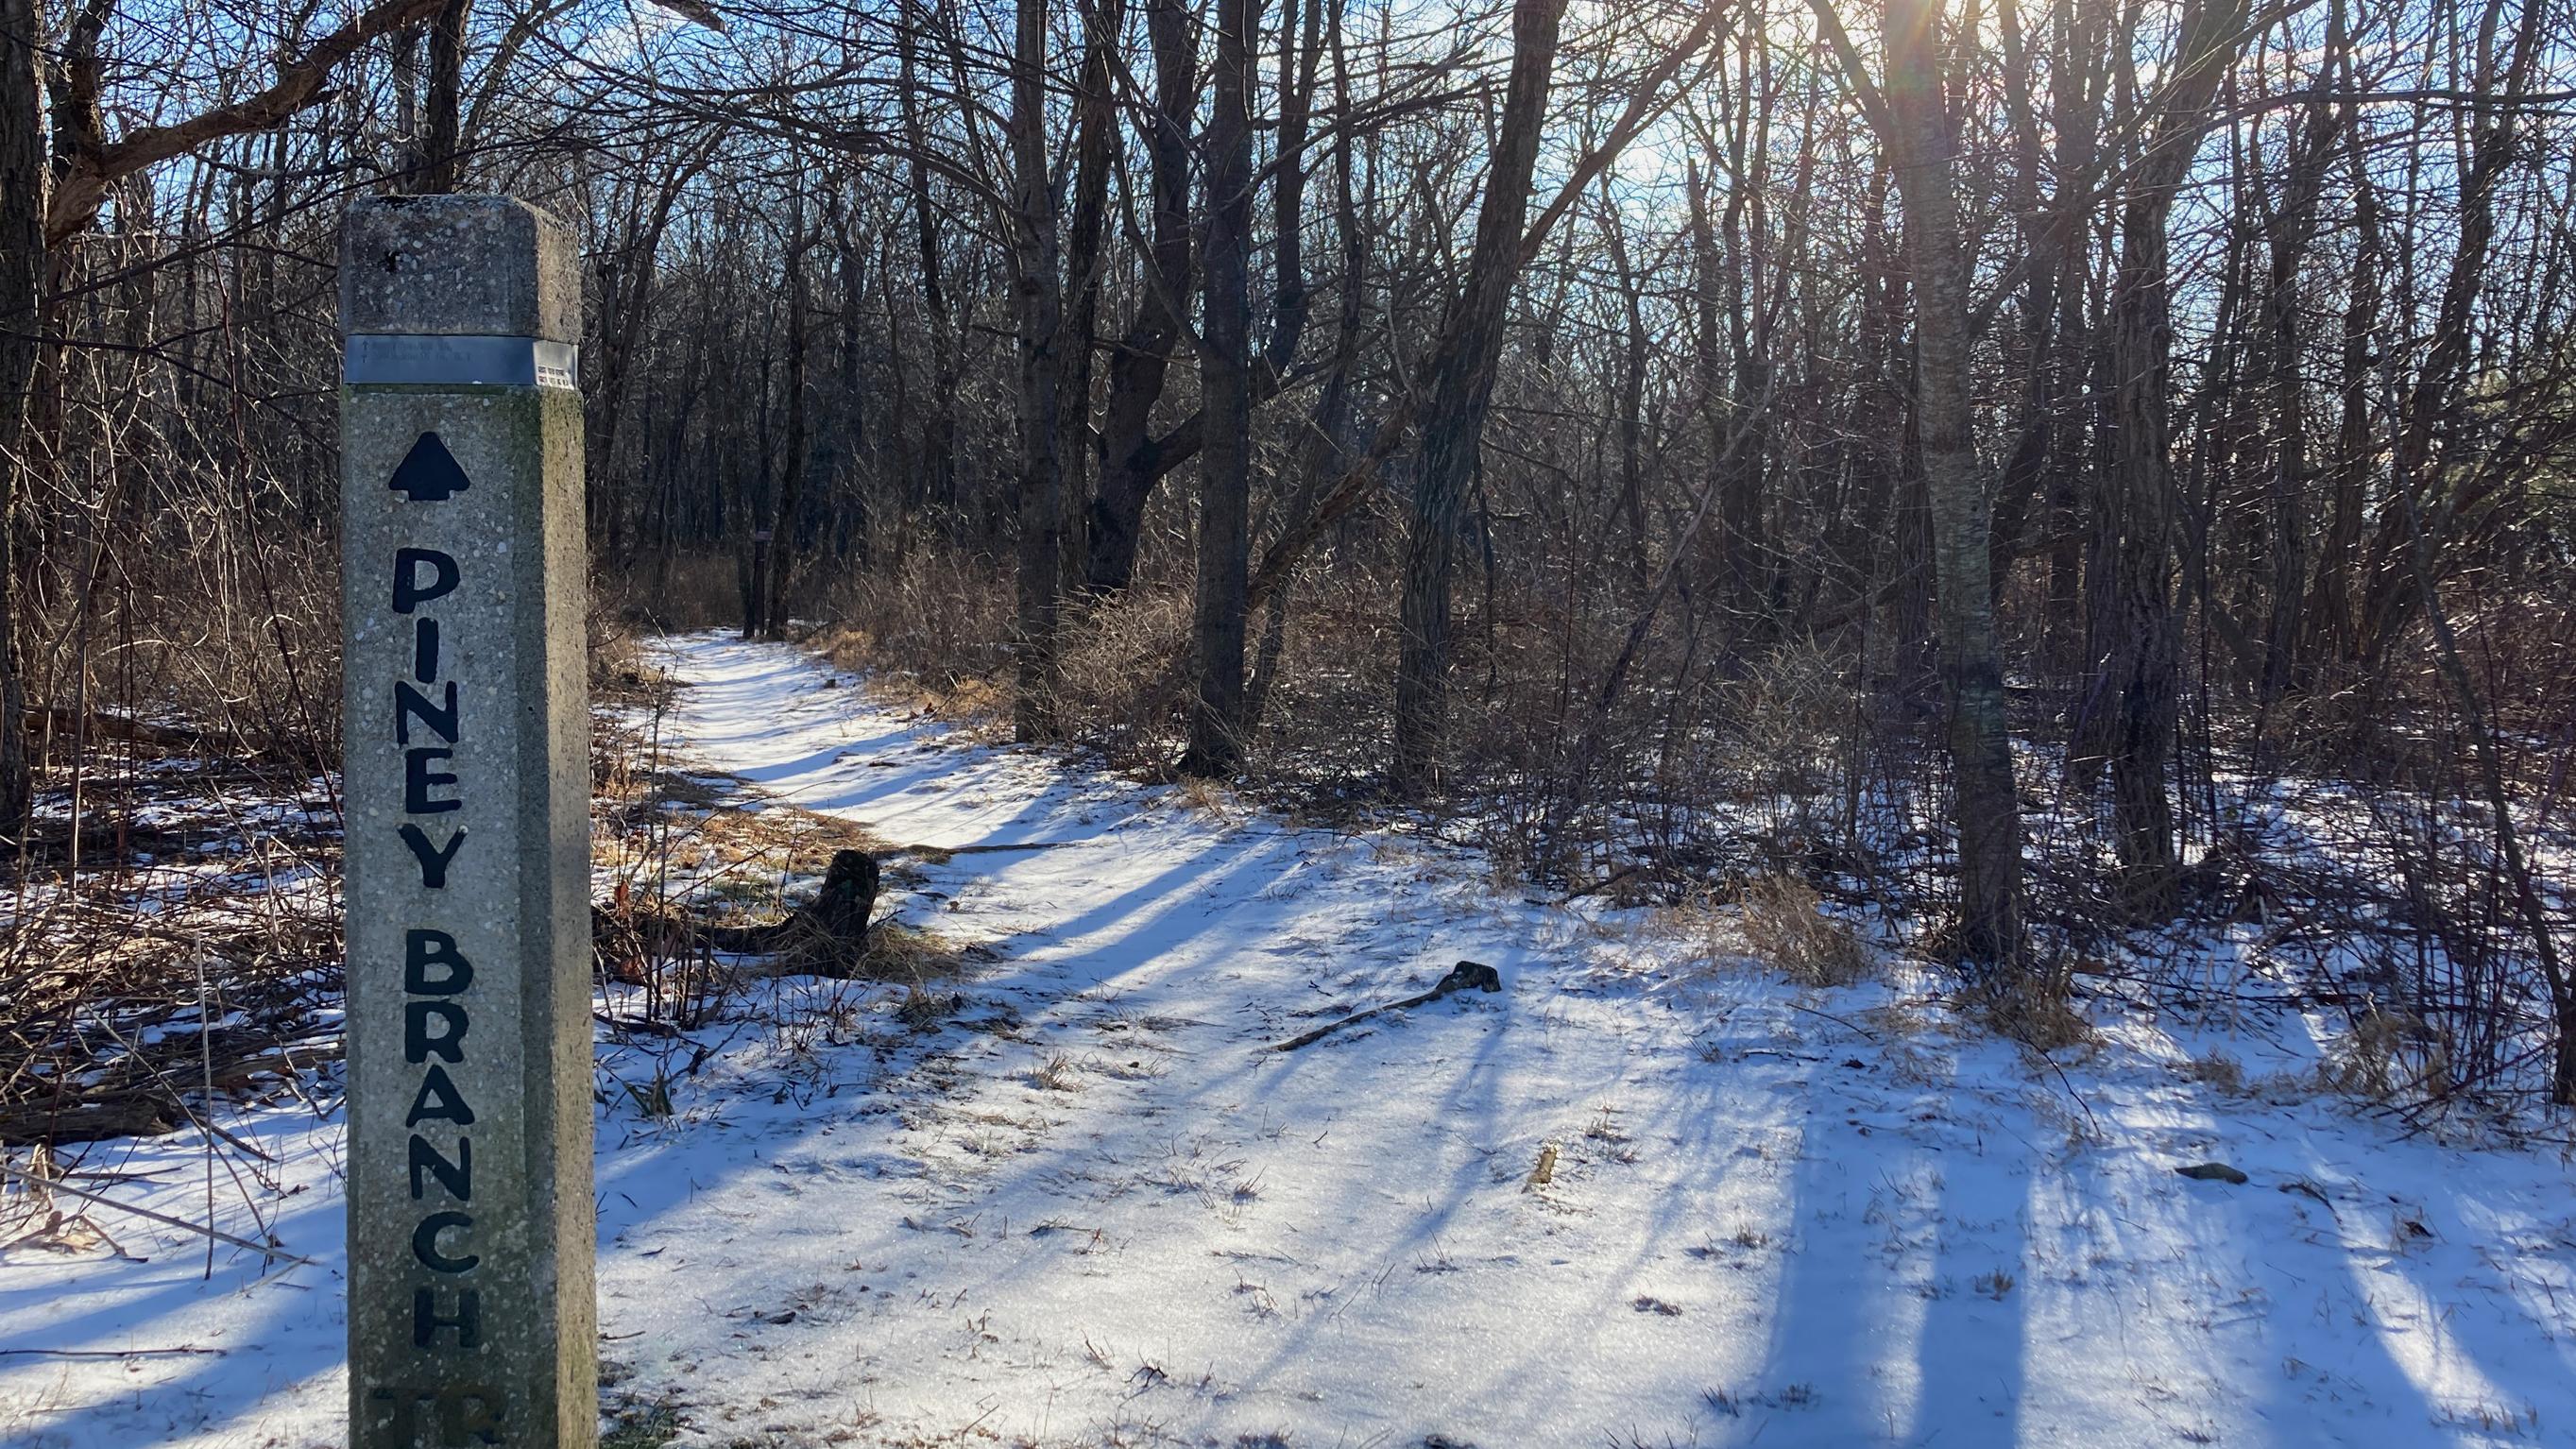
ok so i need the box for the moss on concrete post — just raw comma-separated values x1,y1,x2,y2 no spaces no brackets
340,194,595,1449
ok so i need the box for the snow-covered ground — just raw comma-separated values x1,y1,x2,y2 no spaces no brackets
7,634,2575,1448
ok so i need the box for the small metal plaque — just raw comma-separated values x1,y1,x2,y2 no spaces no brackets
345,334,580,389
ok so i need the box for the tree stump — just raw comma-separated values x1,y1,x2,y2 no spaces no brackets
801,849,880,941
593,848,881,979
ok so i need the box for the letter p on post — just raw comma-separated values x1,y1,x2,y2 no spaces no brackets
340,195,595,1449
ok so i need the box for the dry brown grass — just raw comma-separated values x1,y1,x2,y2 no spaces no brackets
1735,874,1876,987
2181,1048,2248,1094
590,690,972,1023
1048,586,1196,766
1966,971,2093,1053
2317,1006,2451,1102
809,546,1015,699
599,553,744,633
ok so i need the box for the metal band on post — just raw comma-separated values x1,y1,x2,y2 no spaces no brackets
343,334,581,389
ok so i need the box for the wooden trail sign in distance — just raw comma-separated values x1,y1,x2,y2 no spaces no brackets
339,194,595,1449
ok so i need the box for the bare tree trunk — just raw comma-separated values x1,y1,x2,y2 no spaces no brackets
1057,0,1121,602
2040,0,2108,679
2255,5,2347,704
2102,202,2183,884
1982,0,2069,600
829,187,871,566
1009,0,1064,740
0,0,40,829
1601,177,1651,594
2094,0,2246,894
1391,0,1565,795
1246,0,1356,733
1085,0,1196,596
1264,0,1323,376
2355,0,2535,669
765,185,815,639
2300,124,2379,685
392,24,421,179
1877,0,2025,965
418,0,470,192
897,0,959,534
1715,28,1772,619
1688,158,1726,596
1183,0,1258,778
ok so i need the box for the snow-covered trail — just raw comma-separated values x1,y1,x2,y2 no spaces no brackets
6,633,2575,1449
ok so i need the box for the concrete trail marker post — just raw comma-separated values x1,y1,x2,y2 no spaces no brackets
339,195,596,1449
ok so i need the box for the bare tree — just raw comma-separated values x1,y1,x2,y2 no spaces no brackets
0,0,40,829
1009,0,1066,740
23,0,2576,1102
762,174,819,639
1815,0,2026,965
1086,0,1199,596
2090,0,2247,894
1391,0,1566,795
1184,0,1259,777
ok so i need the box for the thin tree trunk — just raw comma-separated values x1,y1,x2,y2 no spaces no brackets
1601,179,1651,594
1391,0,1566,794
2255,6,2346,704
1716,29,1772,619
1085,0,1197,596
897,0,960,535
765,190,815,639
418,0,470,192
0,0,41,829
830,189,871,566
2110,0,2245,890
1184,0,1258,777
2103,198,2183,884
1247,0,1358,733
2300,121,2380,684
1009,0,1065,740
2354,0,2535,669
1265,0,1323,377
1057,0,1120,597
1873,0,2026,964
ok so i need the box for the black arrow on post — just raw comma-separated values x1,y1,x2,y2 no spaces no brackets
389,432,470,503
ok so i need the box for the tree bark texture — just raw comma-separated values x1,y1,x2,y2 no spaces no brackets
1391,0,1565,794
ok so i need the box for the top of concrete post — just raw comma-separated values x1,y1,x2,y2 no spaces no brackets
340,195,579,342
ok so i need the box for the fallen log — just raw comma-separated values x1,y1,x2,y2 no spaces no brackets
0,1041,338,1146
1271,961,1503,1051
0,1097,183,1146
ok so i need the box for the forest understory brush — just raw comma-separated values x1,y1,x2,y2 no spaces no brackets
7,539,2573,1247
782,544,2576,1113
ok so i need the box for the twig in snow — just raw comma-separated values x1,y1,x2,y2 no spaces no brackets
1270,962,1503,1051
0,1159,313,1267
1785,1001,1879,1042
892,840,1087,861
2036,1048,2103,1140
